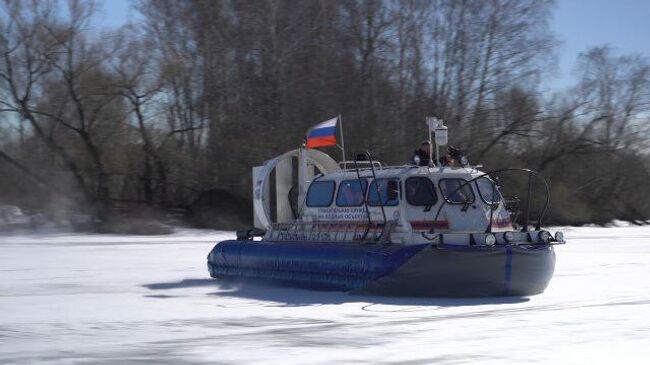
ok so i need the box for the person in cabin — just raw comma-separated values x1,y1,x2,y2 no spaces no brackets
339,181,365,206
439,153,455,167
440,146,463,167
411,141,433,166
412,143,465,167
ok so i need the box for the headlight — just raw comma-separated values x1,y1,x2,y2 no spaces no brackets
555,231,564,242
414,155,421,165
504,231,515,243
538,231,551,242
484,234,496,246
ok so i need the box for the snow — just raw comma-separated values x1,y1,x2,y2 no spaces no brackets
1,226,649,364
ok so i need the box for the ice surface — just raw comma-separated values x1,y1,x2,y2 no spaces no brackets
1,226,649,364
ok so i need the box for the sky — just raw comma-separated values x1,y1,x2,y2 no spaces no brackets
97,0,650,91
551,0,650,88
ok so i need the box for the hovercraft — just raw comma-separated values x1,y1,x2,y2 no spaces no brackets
207,118,565,297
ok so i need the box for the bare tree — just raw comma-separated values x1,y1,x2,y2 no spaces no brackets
0,0,124,218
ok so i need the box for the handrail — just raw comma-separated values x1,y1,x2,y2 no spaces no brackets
429,168,551,233
339,160,382,170
353,154,373,241
338,164,416,173
352,151,389,241
522,173,533,231
487,177,497,233
365,151,388,230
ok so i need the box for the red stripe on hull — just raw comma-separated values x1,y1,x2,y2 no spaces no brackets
491,218,513,229
409,220,449,230
306,136,336,148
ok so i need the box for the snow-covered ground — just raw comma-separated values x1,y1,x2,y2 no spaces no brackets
1,226,649,364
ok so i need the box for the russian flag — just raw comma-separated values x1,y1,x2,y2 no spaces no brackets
305,116,338,149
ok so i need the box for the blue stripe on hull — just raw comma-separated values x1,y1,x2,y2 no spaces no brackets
505,246,513,294
307,126,336,138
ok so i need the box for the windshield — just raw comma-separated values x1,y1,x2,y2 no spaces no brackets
476,177,502,205
439,178,475,204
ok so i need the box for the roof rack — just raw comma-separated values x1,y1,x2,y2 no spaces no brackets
339,160,382,171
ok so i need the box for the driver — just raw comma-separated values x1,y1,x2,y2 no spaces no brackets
411,141,432,166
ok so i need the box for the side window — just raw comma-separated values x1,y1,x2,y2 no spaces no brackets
439,178,475,204
475,177,502,204
405,177,437,206
367,178,399,206
306,181,336,207
336,179,368,207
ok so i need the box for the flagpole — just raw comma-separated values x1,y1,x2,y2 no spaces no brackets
338,114,346,165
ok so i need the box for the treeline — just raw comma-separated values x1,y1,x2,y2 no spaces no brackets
0,0,649,228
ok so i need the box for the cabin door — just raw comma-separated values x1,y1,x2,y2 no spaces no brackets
437,178,486,231
402,176,445,232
